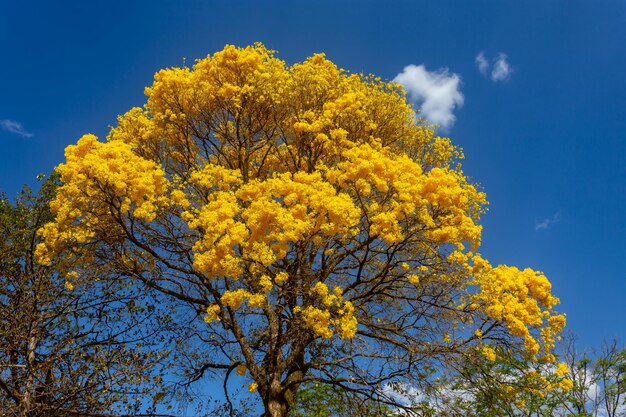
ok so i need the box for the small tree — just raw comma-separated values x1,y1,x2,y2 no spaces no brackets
560,336,626,417
595,340,626,417
36,44,566,417
428,346,573,417
0,176,170,416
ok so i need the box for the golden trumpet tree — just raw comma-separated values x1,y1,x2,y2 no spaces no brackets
37,44,566,417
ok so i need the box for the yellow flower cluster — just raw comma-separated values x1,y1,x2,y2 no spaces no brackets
528,368,574,394
182,166,247,278
326,143,485,248
274,272,289,286
299,283,358,339
482,345,497,361
221,289,266,309
181,168,362,279
203,305,221,323
471,256,566,356
236,171,361,261
63,270,78,291
558,377,574,391
554,362,569,377
407,274,420,286
36,134,168,264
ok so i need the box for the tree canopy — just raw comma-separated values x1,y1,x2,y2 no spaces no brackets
36,43,567,417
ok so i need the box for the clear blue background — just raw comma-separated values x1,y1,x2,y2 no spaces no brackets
1,0,624,353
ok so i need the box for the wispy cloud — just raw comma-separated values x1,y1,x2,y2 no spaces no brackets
475,52,489,76
0,119,33,138
535,210,561,231
475,52,513,82
491,53,512,81
394,64,464,130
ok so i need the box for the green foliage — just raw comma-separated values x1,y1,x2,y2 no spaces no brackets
290,382,394,417
420,337,626,417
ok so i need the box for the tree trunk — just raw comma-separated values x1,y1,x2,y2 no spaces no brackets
264,378,289,417
262,353,305,417
266,399,288,417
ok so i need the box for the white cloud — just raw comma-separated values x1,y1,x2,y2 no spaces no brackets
382,382,425,407
535,210,561,231
393,65,464,130
491,53,512,82
383,381,478,416
475,52,489,76
0,119,33,138
475,52,513,82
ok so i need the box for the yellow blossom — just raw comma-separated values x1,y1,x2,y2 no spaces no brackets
204,305,221,323
482,345,497,361
259,275,273,292
274,272,289,286
555,362,569,377
558,378,574,391
407,274,420,286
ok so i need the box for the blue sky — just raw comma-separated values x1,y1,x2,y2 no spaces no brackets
1,0,625,352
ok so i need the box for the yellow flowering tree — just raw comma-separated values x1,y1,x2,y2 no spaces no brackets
36,44,566,417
